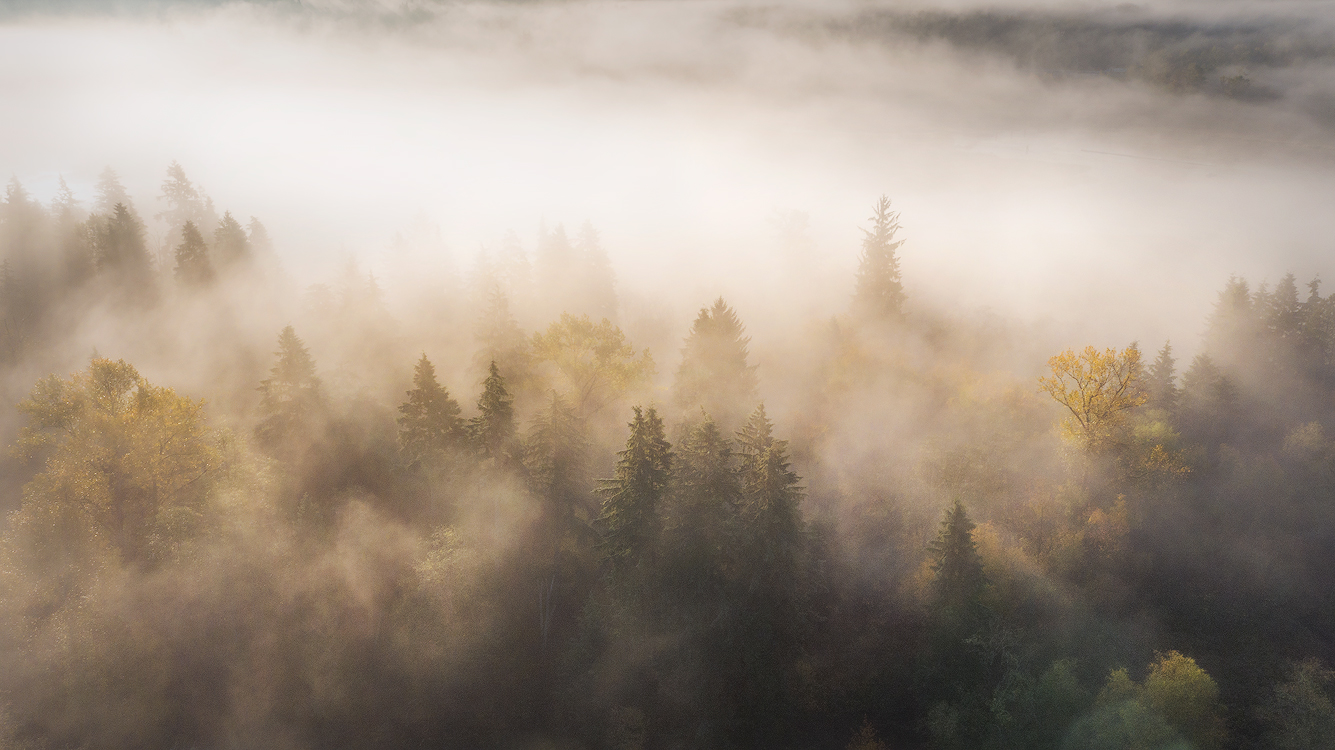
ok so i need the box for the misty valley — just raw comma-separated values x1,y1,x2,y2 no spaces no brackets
0,163,1330,750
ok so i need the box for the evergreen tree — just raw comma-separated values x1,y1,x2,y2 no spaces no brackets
525,387,590,533
851,195,906,324
1146,341,1179,412
473,286,531,390
50,175,80,223
213,211,250,269
927,499,988,618
255,326,322,455
673,297,759,429
732,403,808,739
597,405,672,577
96,202,156,303
173,220,213,285
157,161,217,248
247,216,272,256
397,354,466,466
470,361,519,465
94,166,135,218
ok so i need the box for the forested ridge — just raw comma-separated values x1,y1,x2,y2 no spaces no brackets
0,167,1333,750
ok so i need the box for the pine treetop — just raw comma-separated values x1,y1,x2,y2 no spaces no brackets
852,195,906,324
598,405,672,570
398,353,465,464
471,361,518,462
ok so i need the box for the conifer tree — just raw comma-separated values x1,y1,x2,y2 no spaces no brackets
96,203,155,303
851,195,906,324
527,391,590,531
597,405,672,576
673,297,758,428
94,167,135,218
672,414,742,542
397,354,466,466
473,286,531,388
213,211,250,269
247,217,272,256
470,361,519,465
255,326,322,455
173,220,213,285
732,403,808,737
1146,341,1179,412
157,161,216,246
927,499,988,618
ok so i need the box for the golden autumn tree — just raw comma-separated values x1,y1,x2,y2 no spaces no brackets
531,313,653,415
13,358,218,567
1038,345,1146,453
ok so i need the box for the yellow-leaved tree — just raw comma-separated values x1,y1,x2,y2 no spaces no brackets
1038,345,1146,453
13,358,218,568
531,313,653,416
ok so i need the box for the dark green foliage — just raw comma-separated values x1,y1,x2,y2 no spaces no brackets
255,326,322,456
673,297,758,429
732,403,809,739
596,406,671,577
397,354,466,466
470,361,519,465
927,499,988,618
852,195,906,324
173,220,213,285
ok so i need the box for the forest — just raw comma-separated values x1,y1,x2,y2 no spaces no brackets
0,159,1330,750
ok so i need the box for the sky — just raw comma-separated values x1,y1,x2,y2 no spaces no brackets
3,0,1335,358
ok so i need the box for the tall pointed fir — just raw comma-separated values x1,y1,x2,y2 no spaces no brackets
255,326,322,456
928,499,988,621
96,202,156,304
213,211,251,270
732,403,808,739
597,406,672,579
673,297,759,429
470,361,519,466
1145,341,1179,412
851,195,906,325
527,391,590,533
94,167,135,218
173,220,213,286
398,354,466,466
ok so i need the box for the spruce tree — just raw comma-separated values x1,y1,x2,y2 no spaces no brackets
96,202,156,303
733,403,807,739
527,390,590,532
157,161,217,246
255,326,322,455
173,220,213,285
927,499,988,618
94,167,135,218
470,361,519,465
673,297,758,428
213,211,250,269
1146,341,1179,412
397,354,466,466
851,195,906,324
247,217,272,256
597,405,672,577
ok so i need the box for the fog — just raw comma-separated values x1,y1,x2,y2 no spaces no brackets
4,1,1335,749
5,0,1335,350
